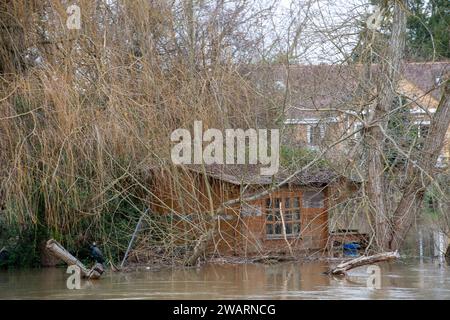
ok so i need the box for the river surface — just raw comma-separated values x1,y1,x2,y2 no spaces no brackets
1,259,449,299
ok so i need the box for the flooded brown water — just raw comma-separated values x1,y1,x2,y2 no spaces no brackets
1,259,449,299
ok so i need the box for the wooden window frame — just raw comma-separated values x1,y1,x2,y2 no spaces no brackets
264,192,301,239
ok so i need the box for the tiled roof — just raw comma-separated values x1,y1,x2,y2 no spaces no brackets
271,62,450,119
183,164,339,186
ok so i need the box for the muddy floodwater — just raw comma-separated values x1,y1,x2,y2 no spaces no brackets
1,259,450,299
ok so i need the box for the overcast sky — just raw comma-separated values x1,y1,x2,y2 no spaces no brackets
274,0,373,63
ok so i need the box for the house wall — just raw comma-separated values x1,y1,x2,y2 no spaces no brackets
413,111,450,163
285,122,343,151
285,124,308,145
327,178,372,234
236,187,329,255
150,169,331,257
150,168,241,255
287,111,450,164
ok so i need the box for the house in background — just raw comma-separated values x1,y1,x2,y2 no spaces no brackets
281,62,450,164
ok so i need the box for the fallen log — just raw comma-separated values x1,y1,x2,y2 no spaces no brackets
326,251,400,275
46,239,104,279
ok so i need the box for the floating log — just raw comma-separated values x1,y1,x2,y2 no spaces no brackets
326,251,400,275
45,239,103,279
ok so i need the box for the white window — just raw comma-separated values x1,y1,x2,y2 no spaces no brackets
353,121,363,139
413,120,430,138
436,154,446,168
307,124,324,146
275,80,286,90
345,114,364,140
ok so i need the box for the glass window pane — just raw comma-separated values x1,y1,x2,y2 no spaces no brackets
293,223,300,234
274,210,281,221
420,125,429,138
267,214,273,221
274,198,281,210
310,125,323,146
293,197,300,208
285,198,290,208
266,198,272,209
266,224,273,234
285,223,292,234
294,211,300,220
275,223,282,234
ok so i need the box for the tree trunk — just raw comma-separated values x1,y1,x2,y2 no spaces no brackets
366,0,407,250
365,1,450,252
389,80,450,250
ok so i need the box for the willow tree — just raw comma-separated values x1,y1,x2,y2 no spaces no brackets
362,0,450,251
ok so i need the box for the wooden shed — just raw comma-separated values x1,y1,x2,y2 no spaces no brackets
149,164,350,257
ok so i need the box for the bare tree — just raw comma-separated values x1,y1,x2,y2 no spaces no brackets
363,0,449,251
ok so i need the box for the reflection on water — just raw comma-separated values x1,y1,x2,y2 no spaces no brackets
0,259,450,299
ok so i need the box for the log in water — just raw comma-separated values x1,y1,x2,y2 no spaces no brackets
327,251,400,275
45,239,103,279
